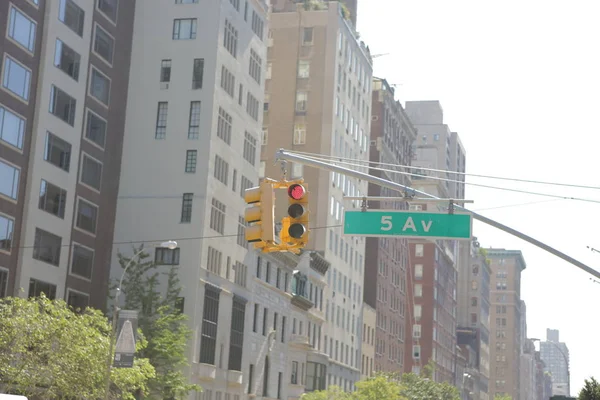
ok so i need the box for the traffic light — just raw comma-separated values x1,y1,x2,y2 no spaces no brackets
284,182,309,247
244,182,275,248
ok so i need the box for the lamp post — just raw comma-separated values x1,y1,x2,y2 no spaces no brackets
103,240,178,400
531,338,570,397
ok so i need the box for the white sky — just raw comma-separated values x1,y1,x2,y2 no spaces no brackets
358,0,600,393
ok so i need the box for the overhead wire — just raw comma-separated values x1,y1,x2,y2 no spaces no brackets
289,150,600,191
10,224,344,251
293,153,600,204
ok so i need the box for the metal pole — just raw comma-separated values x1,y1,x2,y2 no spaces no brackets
103,248,145,400
275,149,600,280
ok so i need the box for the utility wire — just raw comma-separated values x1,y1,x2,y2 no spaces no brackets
290,150,600,191
10,224,344,251
298,154,600,204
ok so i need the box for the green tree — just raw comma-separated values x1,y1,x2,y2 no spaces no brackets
302,374,405,400
400,372,460,400
116,245,200,399
0,295,154,400
579,377,600,400
494,395,513,400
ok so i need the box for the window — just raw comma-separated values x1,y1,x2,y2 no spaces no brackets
214,155,229,184
80,154,102,191
412,345,421,359
89,68,110,106
414,284,423,297
84,110,107,148
0,159,19,200
67,290,89,309
291,361,298,384
159,59,171,83
97,0,118,23
262,307,268,335
176,0,199,3
216,107,232,144
305,362,326,392
413,324,421,338
70,244,93,279
187,101,200,139
8,5,37,52
54,39,80,80
28,278,57,299
173,18,197,39
210,198,226,234
155,102,168,139
246,92,259,121
295,91,307,113
155,246,180,265
251,10,264,39
44,132,71,171
228,296,246,371
278,372,283,400
0,268,8,297
181,193,193,223
249,49,262,83
302,27,313,45
2,56,31,101
76,198,98,234
93,24,114,64
49,85,76,126
0,106,25,149
220,66,235,97
38,180,66,218
281,316,286,343
261,128,268,146
185,150,197,173
237,216,246,247
32,228,62,266
206,247,222,275
248,364,254,394
262,356,270,397
415,244,424,257
59,0,84,36
0,214,14,252
243,132,257,165
233,261,247,287
298,60,310,78
293,124,306,145
223,20,238,57
266,62,272,80
240,176,253,197
229,0,240,10
192,58,204,89
415,264,423,279
199,285,220,364
253,303,259,332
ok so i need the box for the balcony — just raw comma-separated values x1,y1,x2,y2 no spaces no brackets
227,370,243,387
290,334,310,349
194,363,216,381
290,271,314,311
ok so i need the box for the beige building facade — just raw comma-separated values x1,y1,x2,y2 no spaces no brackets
263,0,373,390
487,249,526,400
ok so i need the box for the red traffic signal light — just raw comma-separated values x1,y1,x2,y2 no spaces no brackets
288,184,306,200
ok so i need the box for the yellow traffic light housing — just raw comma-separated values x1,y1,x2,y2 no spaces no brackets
283,181,309,248
244,182,275,248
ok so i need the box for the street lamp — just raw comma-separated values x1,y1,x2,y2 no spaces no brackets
531,338,570,397
103,240,178,400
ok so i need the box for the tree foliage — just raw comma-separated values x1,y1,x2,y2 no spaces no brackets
116,245,200,399
302,370,460,400
579,377,600,400
494,395,513,400
0,295,154,400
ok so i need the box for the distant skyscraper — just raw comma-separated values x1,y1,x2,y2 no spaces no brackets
540,329,570,396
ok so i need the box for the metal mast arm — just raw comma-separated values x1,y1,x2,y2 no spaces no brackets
275,148,600,280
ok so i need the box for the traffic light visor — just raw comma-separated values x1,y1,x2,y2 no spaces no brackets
288,184,306,200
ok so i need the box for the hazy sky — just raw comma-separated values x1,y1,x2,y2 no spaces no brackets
358,0,600,393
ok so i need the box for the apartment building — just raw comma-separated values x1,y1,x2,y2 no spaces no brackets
456,237,491,400
363,77,416,374
109,0,269,397
540,329,570,397
244,250,329,400
487,248,526,400
0,0,134,310
262,0,373,390
403,100,462,382
361,303,375,379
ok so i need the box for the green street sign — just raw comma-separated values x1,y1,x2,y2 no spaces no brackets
343,210,472,240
